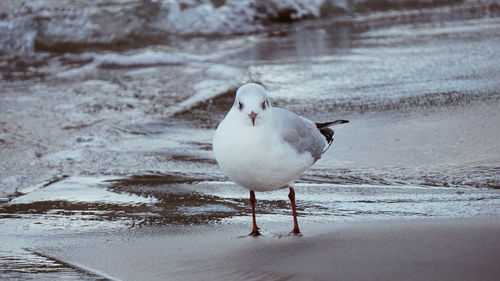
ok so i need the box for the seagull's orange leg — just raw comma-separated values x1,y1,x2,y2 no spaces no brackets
288,186,302,236
249,190,261,236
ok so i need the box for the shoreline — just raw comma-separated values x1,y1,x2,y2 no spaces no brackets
1,5,500,280
40,216,500,281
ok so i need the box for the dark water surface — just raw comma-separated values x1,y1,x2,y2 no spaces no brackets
1,4,500,280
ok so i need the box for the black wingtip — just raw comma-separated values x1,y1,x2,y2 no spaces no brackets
316,119,349,129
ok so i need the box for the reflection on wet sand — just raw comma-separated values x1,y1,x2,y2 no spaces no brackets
1,171,500,279
1,3,500,280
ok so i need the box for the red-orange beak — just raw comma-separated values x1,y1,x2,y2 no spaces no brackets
248,111,257,126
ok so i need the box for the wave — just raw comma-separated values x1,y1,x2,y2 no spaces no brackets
300,166,500,189
320,90,500,113
0,0,476,56
53,50,216,78
172,86,500,128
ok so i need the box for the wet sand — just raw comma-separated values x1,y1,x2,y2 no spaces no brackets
39,217,500,281
1,3,500,279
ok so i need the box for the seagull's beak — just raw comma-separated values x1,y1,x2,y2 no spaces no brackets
248,111,257,126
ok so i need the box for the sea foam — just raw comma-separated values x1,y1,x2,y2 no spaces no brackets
0,0,469,55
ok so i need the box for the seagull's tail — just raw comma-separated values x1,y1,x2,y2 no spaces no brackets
315,119,349,129
315,120,349,153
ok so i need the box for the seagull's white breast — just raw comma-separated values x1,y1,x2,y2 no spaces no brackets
213,111,316,192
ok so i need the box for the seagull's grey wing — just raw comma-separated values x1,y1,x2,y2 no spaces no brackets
272,108,326,161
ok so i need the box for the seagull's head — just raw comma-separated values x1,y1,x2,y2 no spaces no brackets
233,83,272,127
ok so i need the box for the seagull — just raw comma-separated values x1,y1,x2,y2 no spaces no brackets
213,83,348,236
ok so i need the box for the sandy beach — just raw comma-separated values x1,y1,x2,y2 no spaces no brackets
34,217,500,281
1,1,500,279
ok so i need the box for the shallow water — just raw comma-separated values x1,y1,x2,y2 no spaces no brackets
1,3,500,279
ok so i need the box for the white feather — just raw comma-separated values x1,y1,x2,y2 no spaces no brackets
213,83,326,191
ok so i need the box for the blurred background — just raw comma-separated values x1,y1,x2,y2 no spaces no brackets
1,0,500,279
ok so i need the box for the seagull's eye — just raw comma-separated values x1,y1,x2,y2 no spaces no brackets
261,101,266,110
238,102,243,110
